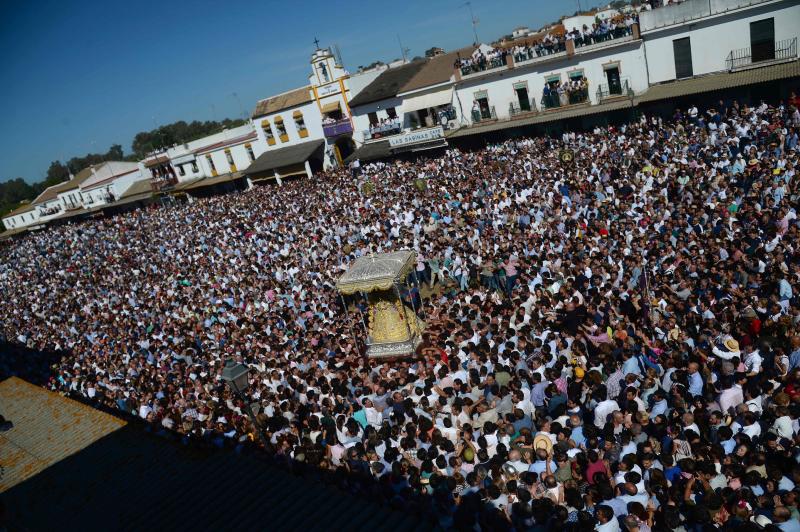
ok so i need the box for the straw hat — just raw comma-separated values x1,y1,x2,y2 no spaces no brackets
724,338,740,352
533,434,553,456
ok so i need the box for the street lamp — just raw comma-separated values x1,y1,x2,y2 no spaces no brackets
220,358,270,449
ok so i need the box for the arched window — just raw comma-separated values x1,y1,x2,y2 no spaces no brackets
261,119,276,146
274,116,288,143
293,110,308,138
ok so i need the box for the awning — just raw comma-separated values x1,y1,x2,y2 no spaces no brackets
321,101,340,114
638,59,800,102
343,140,391,165
243,139,324,176
402,88,453,113
174,172,243,192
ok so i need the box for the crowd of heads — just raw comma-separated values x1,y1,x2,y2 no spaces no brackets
2,94,800,531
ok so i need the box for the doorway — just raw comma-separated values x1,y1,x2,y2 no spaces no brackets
515,86,530,111
750,18,775,63
605,66,622,95
673,37,693,79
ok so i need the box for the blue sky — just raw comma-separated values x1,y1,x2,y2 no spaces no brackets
0,0,604,184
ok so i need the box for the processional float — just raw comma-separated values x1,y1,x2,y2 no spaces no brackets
336,250,426,360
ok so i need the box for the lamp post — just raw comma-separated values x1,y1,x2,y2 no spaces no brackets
220,358,270,450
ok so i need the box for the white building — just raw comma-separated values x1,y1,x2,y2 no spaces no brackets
2,202,38,231
79,161,150,207
142,123,258,193
346,46,474,162
640,0,800,84
453,32,646,126
243,47,382,182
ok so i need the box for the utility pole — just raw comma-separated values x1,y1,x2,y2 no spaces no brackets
463,2,480,45
232,92,246,121
397,34,411,62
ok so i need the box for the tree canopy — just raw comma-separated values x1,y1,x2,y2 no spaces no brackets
1,118,244,219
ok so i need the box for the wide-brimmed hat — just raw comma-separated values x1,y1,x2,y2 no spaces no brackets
724,338,740,352
533,434,553,455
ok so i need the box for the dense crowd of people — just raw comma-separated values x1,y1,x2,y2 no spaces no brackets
2,95,800,531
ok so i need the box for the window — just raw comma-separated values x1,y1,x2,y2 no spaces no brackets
568,69,584,80
293,111,308,138
206,154,217,176
368,112,379,126
750,18,775,63
178,164,186,176
386,107,397,119
261,119,276,146
191,161,198,173
225,149,237,172
245,143,255,162
673,37,693,79
275,116,288,142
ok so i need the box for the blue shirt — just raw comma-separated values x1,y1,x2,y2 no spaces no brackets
688,371,703,396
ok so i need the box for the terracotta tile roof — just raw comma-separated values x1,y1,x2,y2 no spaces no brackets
31,166,97,205
252,86,313,118
399,46,477,94
349,61,429,107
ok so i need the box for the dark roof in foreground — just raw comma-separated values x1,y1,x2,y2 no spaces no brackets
0,377,430,531
349,61,429,107
243,139,325,176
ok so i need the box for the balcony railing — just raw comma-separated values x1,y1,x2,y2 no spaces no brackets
509,99,537,117
471,106,497,123
323,118,354,138
459,56,506,77
150,176,178,192
596,79,634,100
726,37,797,70
541,88,589,110
573,25,634,48
364,120,402,141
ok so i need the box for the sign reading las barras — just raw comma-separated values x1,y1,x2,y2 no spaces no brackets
389,126,444,148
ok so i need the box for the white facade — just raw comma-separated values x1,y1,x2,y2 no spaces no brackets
2,206,38,230
454,39,647,125
641,0,800,84
351,95,405,144
79,162,146,207
188,124,258,178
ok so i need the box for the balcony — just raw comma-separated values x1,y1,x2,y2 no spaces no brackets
514,45,567,67
541,88,589,111
323,118,353,138
459,56,508,79
509,99,537,117
726,37,797,70
471,106,497,123
639,0,773,32
596,79,634,101
150,176,178,192
363,120,402,141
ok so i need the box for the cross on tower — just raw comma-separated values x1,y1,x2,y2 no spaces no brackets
313,37,320,50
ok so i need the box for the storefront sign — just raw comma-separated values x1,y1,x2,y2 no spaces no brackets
317,83,341,97
389,126,444,148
